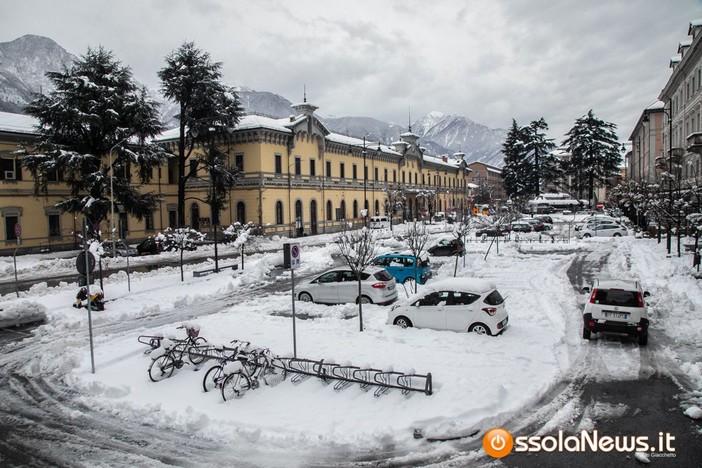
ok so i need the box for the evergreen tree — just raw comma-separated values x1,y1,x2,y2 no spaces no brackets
562,110,622,206
501,119,532,200
22,47,165,234
524,117,559,194
158,42,243,228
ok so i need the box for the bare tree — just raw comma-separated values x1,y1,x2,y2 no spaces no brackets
383,188,406,231
451,220,472,276
224,222,258,271
158,227,205,281
335,226,379,332
404,221,429,294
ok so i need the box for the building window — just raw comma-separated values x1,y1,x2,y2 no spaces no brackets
0,158,22,181
235,153,244,172
384,168,388,182
374,167,378,181
310,159,316,176
353,200,358,218
338,201,346,220
295,157,302,176
352,164,358,180
275,201,284,225
145,211,154,231
275,154,282,174
189,159,197,177
402,171,405,184
168,210,177,228
5,215,19,241
326,200,333,221
237,202,246,224
364,165,368,181
393,170,396,183
48,214,61,238
326,160,332,179
340,162,345,179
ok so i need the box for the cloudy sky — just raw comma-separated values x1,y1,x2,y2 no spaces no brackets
2,0,701,142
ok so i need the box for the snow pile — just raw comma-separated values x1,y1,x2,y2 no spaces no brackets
0,300,46,327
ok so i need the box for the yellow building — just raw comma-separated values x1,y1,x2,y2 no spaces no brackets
0,101,471,254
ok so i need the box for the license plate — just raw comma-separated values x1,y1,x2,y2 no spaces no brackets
603,311,628,320
388,283,395,290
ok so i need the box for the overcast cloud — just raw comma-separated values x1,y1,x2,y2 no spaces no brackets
2,0,701,143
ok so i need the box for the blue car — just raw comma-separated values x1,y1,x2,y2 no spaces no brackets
371,253,432,285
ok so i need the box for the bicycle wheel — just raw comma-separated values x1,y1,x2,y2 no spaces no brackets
202,365,224,392
221,371,252,401
149,355,175,382
269,358,288,381
262,358,287,387
188,337,208,365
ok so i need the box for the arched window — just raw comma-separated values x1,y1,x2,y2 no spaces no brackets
275,201,284,225
353,200,358,219
191,203,200,231
338,200,346,220
236,201,246,224
326,200,333,221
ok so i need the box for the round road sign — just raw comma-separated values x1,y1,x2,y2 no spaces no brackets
291,245,300,259
76,252,97,275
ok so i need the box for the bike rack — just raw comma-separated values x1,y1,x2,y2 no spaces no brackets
280,357,433,396
137,333,164,354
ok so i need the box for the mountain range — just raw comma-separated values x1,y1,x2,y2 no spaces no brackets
0,35,506,167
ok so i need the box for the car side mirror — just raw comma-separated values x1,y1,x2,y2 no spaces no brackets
582,286,591,293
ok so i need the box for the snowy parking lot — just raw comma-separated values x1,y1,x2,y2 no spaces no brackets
1,217,701,466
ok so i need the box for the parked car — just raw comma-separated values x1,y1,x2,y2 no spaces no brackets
137,237,163,255
387,278,509,335
369,216,391,229
371,253,432,285
582,279,650,345
534,215,553,225
521,217,548,232
427,237,464,256
475,226,504,238
100,240,138,257
510,221,532,233
297,266,398,305
577,222,628,238
432,212,446,222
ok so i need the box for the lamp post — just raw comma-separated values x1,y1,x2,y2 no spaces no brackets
363,137,368,227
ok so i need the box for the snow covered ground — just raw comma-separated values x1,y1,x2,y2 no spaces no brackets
1,215,700,466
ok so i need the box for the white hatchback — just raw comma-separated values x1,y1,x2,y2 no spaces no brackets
297,266,397,305
577,222,628,238
387,278,508,335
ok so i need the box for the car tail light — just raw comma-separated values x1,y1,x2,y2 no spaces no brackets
482,307,497,316
372,282,388,289
589,289,598,304
636,292,644,307
588,321,596,327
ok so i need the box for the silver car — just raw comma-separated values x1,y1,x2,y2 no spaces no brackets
100,240,139,257
297,266,398,305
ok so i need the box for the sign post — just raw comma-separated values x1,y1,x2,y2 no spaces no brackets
13,223,20,297
284,242,301,358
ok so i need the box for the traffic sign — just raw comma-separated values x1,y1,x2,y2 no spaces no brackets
76,251,96,275
290,243,301,269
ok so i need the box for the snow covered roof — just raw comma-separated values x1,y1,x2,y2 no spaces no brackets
646,100,665,111
423,154,462,169
0,111,38,135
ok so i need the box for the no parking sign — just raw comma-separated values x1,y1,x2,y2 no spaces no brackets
283,242,301,269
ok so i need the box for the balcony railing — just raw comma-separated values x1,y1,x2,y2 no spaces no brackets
687,132,702,155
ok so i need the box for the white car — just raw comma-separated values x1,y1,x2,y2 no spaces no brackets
582,279,650,345
297,266,397,305
387,278,508,335
577,222,628,238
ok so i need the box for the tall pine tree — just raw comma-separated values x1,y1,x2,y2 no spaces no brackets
562,110,621,206
524,117,559,194
158,42,243,228
501,120,532,201
22,47,165,234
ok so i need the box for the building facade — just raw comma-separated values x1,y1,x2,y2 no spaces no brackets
0,101,471,254
658,19,702,187
627,102,665,184
466,161,504,206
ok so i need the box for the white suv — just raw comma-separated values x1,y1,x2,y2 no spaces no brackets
582,279,650,345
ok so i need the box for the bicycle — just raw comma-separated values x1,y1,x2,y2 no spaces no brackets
148,325,208,382
220,348,287,401
202,340,254,392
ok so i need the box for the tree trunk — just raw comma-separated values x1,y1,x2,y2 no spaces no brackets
357,280,364,332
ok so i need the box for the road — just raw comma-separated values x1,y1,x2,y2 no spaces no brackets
0,241,700,467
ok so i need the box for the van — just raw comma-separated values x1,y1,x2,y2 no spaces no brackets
369,216,390,229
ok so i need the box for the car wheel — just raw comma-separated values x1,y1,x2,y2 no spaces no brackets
394,316,412,328
637,334,648,346
357,295,372,304
583,233,592,238
298,292,313,302
469,323,491,336
583,328,591,340
613,233,622,237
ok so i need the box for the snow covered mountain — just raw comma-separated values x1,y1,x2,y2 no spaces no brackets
0,35,77,113
0,35,506,167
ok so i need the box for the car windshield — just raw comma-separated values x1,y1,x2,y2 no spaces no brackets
483,290,504,305
593,289,639,307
